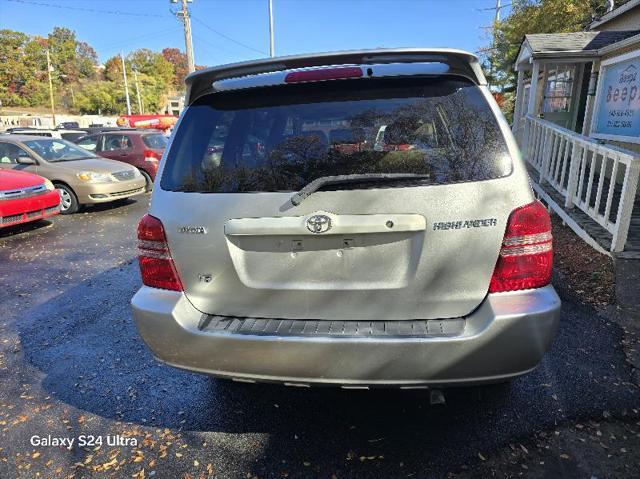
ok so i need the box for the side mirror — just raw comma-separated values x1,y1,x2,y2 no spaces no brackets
17,156,36,165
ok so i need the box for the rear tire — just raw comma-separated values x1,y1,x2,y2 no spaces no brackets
55,183,79,215
140,169,153,192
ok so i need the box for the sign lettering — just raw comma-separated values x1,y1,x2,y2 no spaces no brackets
593,55,640,140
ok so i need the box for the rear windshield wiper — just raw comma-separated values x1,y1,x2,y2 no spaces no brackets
290,173,432,206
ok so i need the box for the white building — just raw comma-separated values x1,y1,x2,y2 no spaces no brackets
511,0,640,256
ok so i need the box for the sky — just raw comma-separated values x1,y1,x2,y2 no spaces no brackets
0,0,510,67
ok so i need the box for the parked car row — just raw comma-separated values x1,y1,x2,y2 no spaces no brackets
3,127,88,142
0,127,164,225
74,130,167,192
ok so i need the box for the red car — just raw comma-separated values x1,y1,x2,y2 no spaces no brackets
74,130,167,191
0,170,60,228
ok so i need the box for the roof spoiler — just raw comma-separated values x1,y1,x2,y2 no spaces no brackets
185,48,486,105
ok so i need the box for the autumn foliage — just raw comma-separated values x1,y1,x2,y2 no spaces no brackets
0,27,196,115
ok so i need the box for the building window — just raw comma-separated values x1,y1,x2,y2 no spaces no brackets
543,65,575,113
523,84,531,114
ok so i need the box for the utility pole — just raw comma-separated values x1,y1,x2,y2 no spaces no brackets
487,0,501,90
268,0,275,57
121,53,132,115
174,0,195,73
133,70,143,114
45,49,56,126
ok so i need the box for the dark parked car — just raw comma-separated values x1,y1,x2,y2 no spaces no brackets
57,121,80,129
75,130,167,191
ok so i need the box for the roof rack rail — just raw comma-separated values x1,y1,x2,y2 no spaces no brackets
185,48,485,104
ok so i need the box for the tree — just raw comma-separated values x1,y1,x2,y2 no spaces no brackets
485,0,619,118
76,41,98,78
0,27,98,109
162,47,189,88
102,50,175,113
134,73,168,114
47,27,96,83
0,30,32,106
103,56,123,82
74,81,123,114
0,26,187,113
127,49,174,89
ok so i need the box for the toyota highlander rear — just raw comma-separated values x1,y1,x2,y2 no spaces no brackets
131,49,560,387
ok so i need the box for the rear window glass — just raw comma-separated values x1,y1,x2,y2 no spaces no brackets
22,131,52,137
24,139,98,162
60,132,84,142
161,77,511,193
143,134,168,149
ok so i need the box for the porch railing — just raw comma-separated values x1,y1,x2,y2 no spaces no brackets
522,116,640,252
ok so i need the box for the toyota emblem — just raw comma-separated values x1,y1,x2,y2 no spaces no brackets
306,214,332,234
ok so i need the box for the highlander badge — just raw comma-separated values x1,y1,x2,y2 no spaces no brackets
178,226,207,234
306,214,332,234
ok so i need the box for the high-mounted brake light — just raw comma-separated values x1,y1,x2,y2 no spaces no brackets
137,214,183,291
285,67,363,83
489,200,552,293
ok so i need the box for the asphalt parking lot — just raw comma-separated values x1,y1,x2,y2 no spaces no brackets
1,196,639,478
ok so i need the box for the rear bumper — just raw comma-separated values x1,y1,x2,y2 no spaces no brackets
131,285,561,387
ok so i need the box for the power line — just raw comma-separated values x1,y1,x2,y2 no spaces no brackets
191,16,267,56
190,33,223,63
99,27,182,56
191,31,250,57
477,2,512,11
3,0,165,18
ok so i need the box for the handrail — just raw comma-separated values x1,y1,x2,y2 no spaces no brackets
521,115,640,252
523,115,639,159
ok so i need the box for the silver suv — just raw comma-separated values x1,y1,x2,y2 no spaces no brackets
132,49,560,388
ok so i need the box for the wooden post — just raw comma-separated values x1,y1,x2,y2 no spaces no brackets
611,160,640,252
539,127,552,184
46,49,56,127
564,140,580,209
582,59,600,136
512,68,525,136
522,116,532,161
526,61,541,117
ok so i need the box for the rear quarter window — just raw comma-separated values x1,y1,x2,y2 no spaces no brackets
143,134,168,149
60,132,85,142
161,77,512,193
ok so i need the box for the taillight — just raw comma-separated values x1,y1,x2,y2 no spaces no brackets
137,214,183,291
144,149,161,161
285,67,363,83
489,200,552,293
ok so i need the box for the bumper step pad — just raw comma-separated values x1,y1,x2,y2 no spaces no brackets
199,315,465,338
